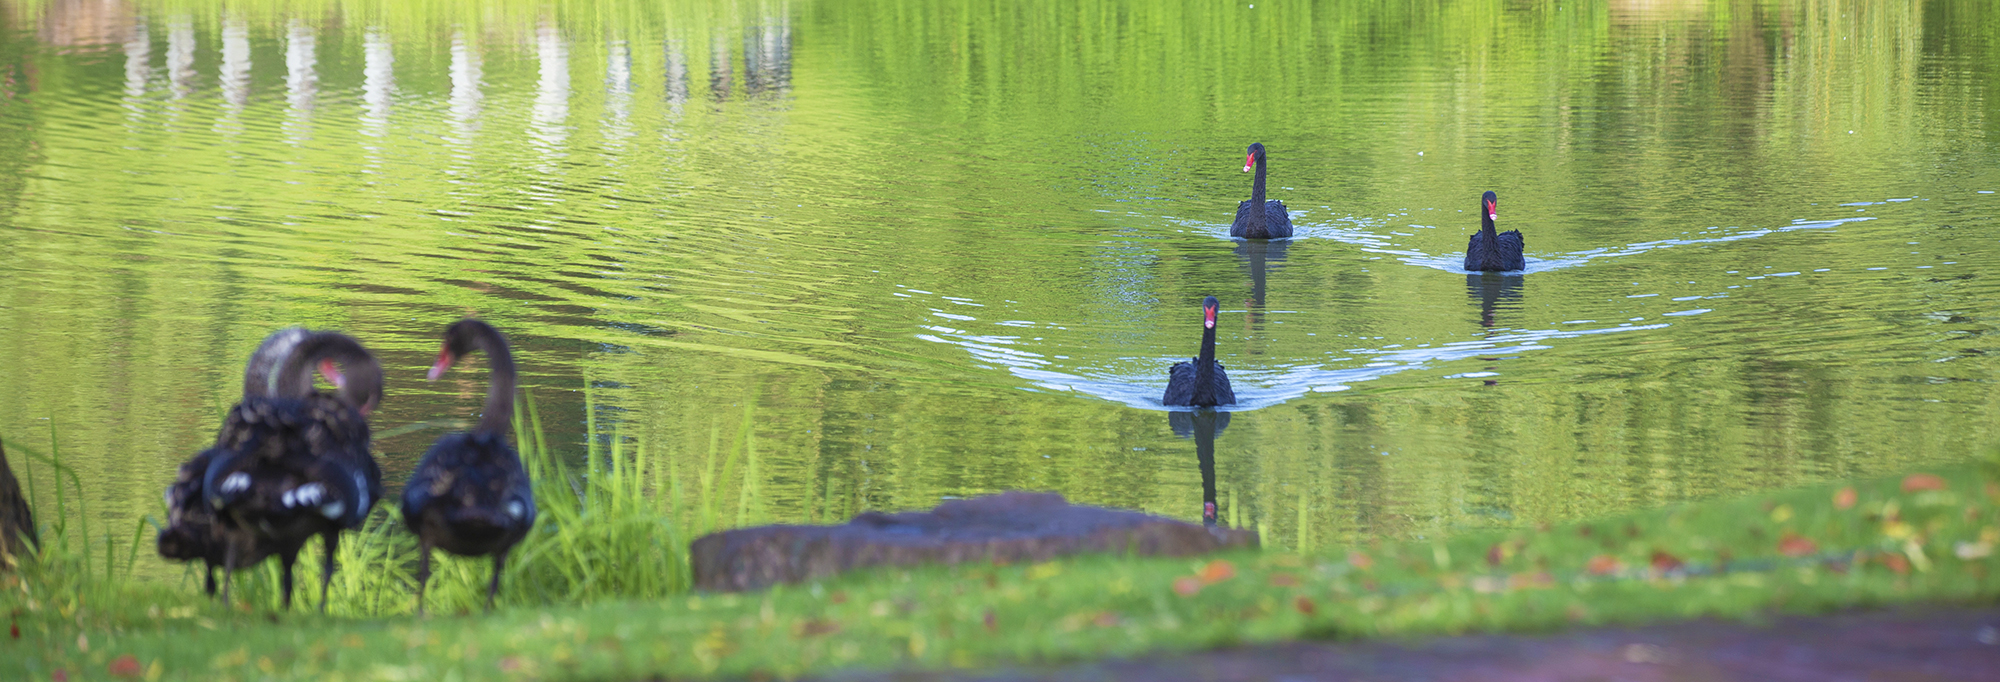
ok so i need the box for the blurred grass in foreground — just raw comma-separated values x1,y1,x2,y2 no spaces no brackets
3,440,1996,680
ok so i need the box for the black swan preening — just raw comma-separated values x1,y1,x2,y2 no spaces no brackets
1462,190,1525,272
198,331,384,611
1163,296,1236,407
158,327,306,596
403,319,537,614
1230,142,1293,240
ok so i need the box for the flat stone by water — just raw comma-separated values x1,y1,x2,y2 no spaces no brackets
690,491,1258,592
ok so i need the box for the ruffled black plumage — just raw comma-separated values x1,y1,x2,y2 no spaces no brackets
404,318,536,613
195,331,383,611
1229,143,1293,239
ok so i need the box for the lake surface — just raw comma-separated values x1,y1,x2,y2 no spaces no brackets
1,0,1997,574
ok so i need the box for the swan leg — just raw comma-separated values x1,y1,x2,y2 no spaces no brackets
319,531,339,614
220,541,237,607
278,545,299,611
486,548,510,613
414,542,432,617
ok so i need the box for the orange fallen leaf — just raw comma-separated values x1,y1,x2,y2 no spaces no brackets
1172,577,1202,597
53,669,68,682
830,591,849,604
1902,474,1947,493
794,619,841,637
1294,596,1317,616
1585,555,1621,575
1778,533,1817,557
1486,543,1506,567
1649,551,1684,573
1199,560,1236,584
1267,573,1299,587
1833,487,1857,510
107,656,142,678
1347,552,1374,570
1884,552,1911,575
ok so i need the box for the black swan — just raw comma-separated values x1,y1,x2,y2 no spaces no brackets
1462,191,1524,272
200,331,384,611
403,319,537,614
1,440,35,564
1230,142,1293,239
158,327,306,596
1163,296,1236,407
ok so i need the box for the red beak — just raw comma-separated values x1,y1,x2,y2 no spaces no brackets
1204,305,1217,329
319,359,346,390
1242,153,1255,173
427,348,454,381
1486,200,1497,220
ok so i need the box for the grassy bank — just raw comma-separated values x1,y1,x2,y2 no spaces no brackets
4,449,1996,681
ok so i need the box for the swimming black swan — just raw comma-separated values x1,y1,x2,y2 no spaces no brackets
403,319,537,614
1462,191,1524,272
158,327,306,596
1230,142,1293,239
1163,296,1236,407
200,331,383,611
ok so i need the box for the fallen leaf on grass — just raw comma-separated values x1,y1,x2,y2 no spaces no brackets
1883,552,1912,575
1172,577,1202,597
1902,474,1947,493
1347,552,1374,570
52,669,67,682
498,657,522,672
1092,612,1121,628
1486,543,1505,567
794,619,841,637
1585,555,1621,575
1778,533,1818,557
1294,596,1317,616
1649,551,1685,573
1769,505,1793,523
108,655,142,678
1267,573,1299,587
1834,487,1858,510
983,609,996,633
1199,560,1236,584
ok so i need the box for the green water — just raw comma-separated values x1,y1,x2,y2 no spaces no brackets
1,0,1998,577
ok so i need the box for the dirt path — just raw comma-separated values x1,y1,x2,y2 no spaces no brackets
822,606,2000,681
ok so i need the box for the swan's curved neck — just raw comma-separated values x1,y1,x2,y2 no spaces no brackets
1481,208,1497,236
1249,153,1268,229
1197,322,1218,366
470,330,517,436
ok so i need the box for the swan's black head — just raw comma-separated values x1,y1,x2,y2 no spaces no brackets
429,318,502,381
1482,191,1498,221
1242,143,1266,173
1202,295,1220,329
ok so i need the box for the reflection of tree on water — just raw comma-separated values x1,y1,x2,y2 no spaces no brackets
1233,239,1288,355
1465,272,1523,330
1169,410,1229,527
743,14,792,98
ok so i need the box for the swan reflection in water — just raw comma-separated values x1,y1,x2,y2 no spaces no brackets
1169,410,1229,527
1233,238,1289,357
1465,272,1525,385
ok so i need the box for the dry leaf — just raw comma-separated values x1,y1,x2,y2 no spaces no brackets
1267,573,1299,587
1486,543,1506,567
1092,612,1120,627
1902,474,1947,493
1347,552,1374,570
1172,577,1203,597
1649,551,1684,572
1585,555,1621,575
1884,552,1911,575
1779,533,1818,557
1199,560,1236,584
1833,487,1858,510
1294,596,1317,616
982,609,997,633
498,657,523,672
794,619,841,637
108,655,142,678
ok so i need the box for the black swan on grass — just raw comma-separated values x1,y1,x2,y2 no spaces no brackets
1230,142,1293,239
158,327,307,596
199,331,384,611
403,319,537,614
1462,190,1525,272
1163,296,1236,407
